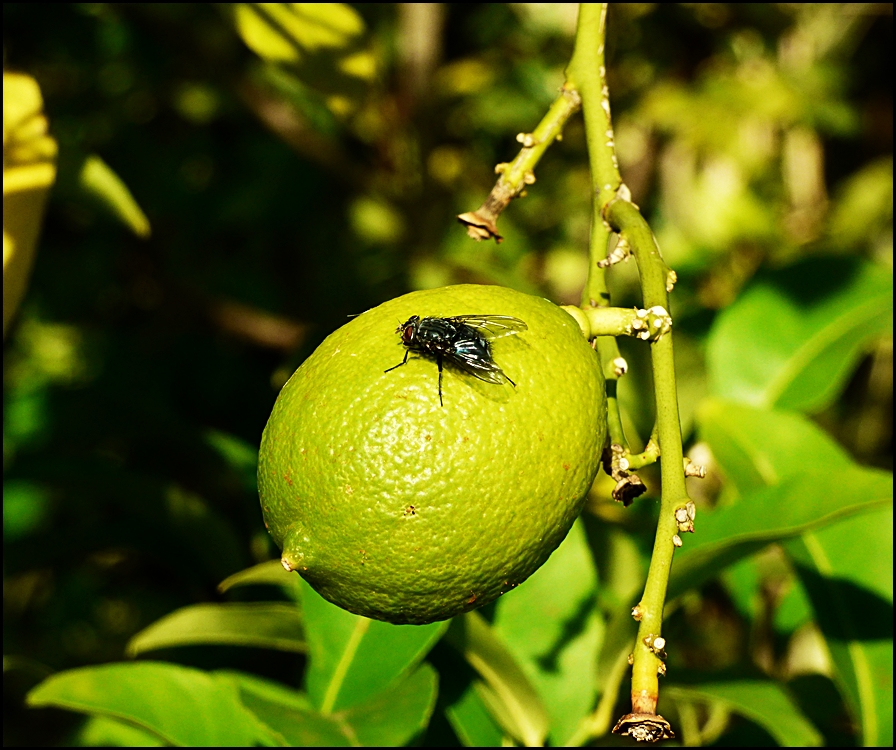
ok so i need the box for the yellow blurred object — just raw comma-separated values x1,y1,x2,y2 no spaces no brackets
79,154,151,239
3,72,58,338
233,3,374,94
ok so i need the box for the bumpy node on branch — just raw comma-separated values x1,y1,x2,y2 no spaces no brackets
629,306,672,341
684,458,706,477
597,234,631,268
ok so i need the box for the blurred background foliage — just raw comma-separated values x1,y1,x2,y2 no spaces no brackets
3,3,892,746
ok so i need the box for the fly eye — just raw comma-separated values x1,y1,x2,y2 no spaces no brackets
402,325,416,342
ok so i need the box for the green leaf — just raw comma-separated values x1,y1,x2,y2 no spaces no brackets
696,385,893,746
446,610,549,747
343,663,439,746
126,602,304,657
785,506,893,747
665,681,823,747
218,559,302,601
669,466,891,599
222,671,336,746
592,606,642,729
493,519,602,746
27,662,262,746
204,428,258,495
707,258,892,413
721,552,815,636
227,663,438,747
299,578,448,713
74,715,166,747
697,398,853,495
445,683,507,747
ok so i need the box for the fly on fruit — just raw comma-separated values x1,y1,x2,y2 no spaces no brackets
384,314,528,406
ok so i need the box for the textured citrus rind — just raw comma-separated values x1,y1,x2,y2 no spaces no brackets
258,285,606,623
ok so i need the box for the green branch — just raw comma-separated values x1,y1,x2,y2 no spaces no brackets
604,200,690,739
570,4,690,743
561,304,672,341
457,86,581,243
458,4,696,741
565,4,639,490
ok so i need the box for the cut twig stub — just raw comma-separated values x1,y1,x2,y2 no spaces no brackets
612,713,675,743
457,178,521,243
457,209,502,242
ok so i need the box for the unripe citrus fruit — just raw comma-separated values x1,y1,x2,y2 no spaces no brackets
258,284,606,624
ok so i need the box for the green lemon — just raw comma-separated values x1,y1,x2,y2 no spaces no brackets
258,284,606,624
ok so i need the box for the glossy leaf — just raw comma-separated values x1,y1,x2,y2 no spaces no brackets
707,258,892,413
228,663,438,747
74,715,166,747
218,559,302,601
445,683,506,747
222,671,337,746
721,551,814,636
665,680,823,746
446,610,549,747
344,663,439,746
669,466,891,599
785,506,894,747
697,398,853,495
696,395,893,746
27,662,262,746
299,578,448,713
126,602,304,657
493,519,602,745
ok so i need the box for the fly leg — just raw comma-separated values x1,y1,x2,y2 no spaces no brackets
384,349,410,373
437,354,444,407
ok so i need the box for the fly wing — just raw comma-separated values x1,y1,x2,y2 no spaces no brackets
449,337,508,384
448,315,528,340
